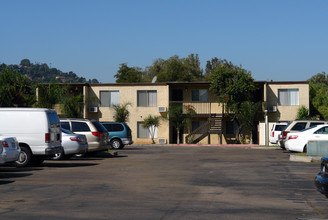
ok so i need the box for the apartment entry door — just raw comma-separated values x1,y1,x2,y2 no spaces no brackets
171,126,183,144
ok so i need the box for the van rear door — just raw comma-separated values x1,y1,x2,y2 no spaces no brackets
47,110,61,147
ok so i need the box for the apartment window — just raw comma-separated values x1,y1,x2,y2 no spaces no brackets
100,91,119,107
137,122,157,138
278,89,299,106
137,90,157,107
191,89,208,101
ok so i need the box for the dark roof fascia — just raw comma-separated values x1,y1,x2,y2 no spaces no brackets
89,82,168,86
39,82,90,86
47,81,309,87
262,81,309,85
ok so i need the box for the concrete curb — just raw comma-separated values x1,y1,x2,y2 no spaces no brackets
289,154,322,163
130,144,279,149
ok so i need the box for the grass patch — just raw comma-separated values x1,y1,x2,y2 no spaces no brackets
295,152,307,156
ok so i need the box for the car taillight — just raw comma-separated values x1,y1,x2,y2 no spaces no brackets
283,131,289,139
2,141,8,148
92,132,103,137
288,135,298,140
70,137,82,142
272,131,274,137
45,133,50,143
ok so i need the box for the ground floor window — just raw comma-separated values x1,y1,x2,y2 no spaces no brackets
137,122,158,138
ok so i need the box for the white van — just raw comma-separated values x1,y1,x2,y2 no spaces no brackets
0,108,63,167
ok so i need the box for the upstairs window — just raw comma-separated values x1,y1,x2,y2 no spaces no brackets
278,89,299,106
137,90,157,107
100,91,120,107
191,89,208,101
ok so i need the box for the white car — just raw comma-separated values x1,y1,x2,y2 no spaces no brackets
270,122,288,144
0,136,20,164
285,124,328,153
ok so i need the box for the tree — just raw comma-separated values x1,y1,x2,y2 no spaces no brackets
308,72,328,119
296,105,315,120
183,54,203,80
237,101,262,144
144,54,203,83
143,115,161,144
114,63,143,83
166,104,196,144
113,103,131,122
0,68,34,107
34,81,66,108
61,94,84,118
205,58,235,81
210,62,257,143
20,59,31,66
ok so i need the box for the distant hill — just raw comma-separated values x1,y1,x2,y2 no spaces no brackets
0,59,99,83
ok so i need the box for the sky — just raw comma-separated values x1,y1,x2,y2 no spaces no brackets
1,0,328,83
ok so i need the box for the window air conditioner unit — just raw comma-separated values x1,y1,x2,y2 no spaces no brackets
268,106,277,112
158,138,167,144
158,106,167,112
89,107,98,113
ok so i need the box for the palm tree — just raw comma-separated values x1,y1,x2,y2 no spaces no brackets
167,104,196,144
113,103,131,122
143,115,161,144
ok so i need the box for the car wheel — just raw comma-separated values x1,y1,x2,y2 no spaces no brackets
111,139,123,149
15,146,32,167
303,145,307,153
52,152,64,160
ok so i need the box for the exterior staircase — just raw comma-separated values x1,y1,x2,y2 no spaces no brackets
185,114,223,144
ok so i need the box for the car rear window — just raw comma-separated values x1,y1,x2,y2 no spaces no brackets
61,122,70,130
112,124,124,132
92,121,107,132
72,122,91,132
291,122,307,131
310,122,324,127
275,125,286,131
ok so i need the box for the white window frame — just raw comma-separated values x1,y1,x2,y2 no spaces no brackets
137,90,157,107
100,90,120,107
137,122,158,138
278,89,299,106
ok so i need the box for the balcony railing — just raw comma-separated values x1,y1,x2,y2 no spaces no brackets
170,101,222,115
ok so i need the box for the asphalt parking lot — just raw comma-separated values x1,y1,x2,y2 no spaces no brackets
0,145,328,220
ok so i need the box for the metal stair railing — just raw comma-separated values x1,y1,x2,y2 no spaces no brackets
185,120,211,144
185,115,223,144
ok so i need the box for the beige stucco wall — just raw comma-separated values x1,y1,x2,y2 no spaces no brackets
266,83,309,122
88,84,170,145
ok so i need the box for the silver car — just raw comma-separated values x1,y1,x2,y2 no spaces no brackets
53,129,88,160
60,118,109,152
0,136,20,164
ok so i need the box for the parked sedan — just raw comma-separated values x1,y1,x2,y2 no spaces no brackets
52,129,88,160
0,136,20,164
315,157,328,198
285,124,328,153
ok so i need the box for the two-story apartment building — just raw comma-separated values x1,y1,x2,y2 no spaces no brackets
53,81,309,145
